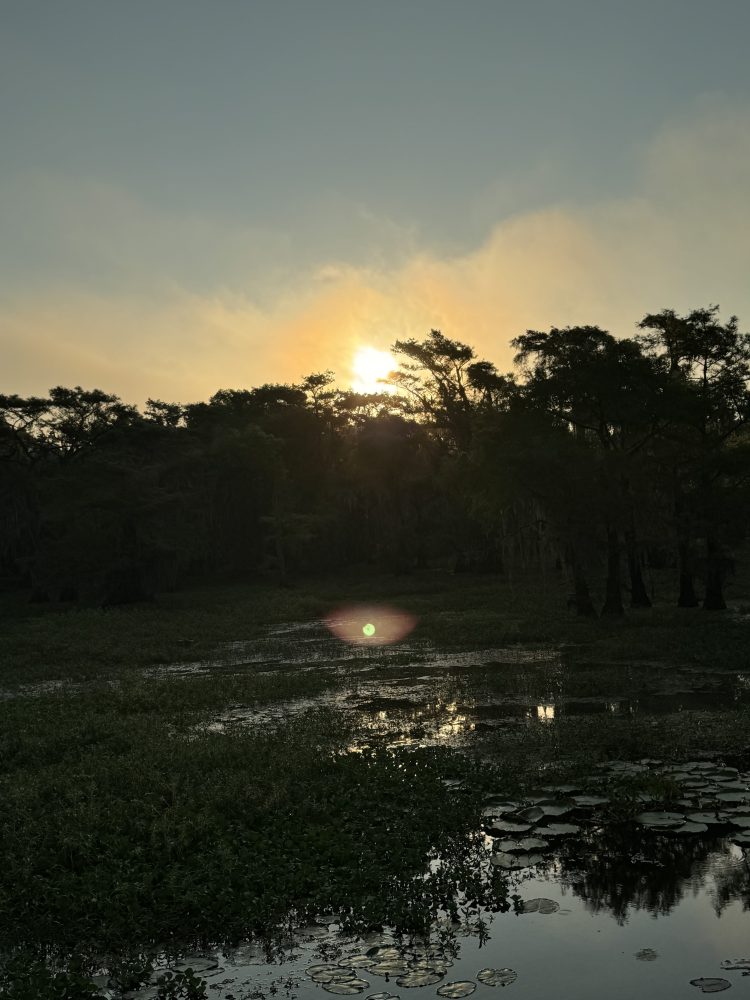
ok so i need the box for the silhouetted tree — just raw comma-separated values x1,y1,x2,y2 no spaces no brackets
639,306,750,609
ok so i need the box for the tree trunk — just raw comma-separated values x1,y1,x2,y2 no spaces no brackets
625,529,651,608
677,539,699,607
703,533,727,610
571,556,597,617
601,527,624,615
274,527,288,585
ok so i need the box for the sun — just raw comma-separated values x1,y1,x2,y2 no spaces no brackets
351,346,397,394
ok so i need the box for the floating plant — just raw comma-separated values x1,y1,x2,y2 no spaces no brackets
636,812,686,829
689,978,732,993
436,982,477,997
490,851,545,870
476,968,518,987
395,970,444,988
324,979,371,995
520,897,559,914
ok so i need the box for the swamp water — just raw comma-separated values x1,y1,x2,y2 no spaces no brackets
95,622,750,996
122,755,750,1000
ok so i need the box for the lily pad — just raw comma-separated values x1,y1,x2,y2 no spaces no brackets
437,983,476,998
516,836,550,850
689,979,731,993
367,948,402,961
493,839,524,852
309,966,355,983
485,821,532,835
672,822,709,835
412,948,449,962
687,813,727,825
534,823,580,836
477,969,518,987
313,969,359,985
717,792,749,803
731,833,750,845
636,811,686,828
520,897,559,914
572,795,609,807
341,957,376,970
324,980,370,995
539,802,574,817
370,962,411,977
366,994,399,1000
720,961,750,971
396,971,444,988
494,836,550,853
490,852,544,870
410,960,451,975
730,816,750,828
482,803,519,817
609,762,648,774
516,806,545,823
172,958,218,974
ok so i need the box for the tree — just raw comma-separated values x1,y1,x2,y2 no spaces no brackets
390,330,513,449
638,306,750,609
512,327,663,614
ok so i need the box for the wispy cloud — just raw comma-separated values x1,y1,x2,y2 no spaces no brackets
2,97,749,404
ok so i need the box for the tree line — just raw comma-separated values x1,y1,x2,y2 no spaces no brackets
1,305,749,613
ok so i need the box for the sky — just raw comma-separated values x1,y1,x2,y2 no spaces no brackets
2,0,750,404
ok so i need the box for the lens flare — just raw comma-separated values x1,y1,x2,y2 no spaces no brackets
325,604,417,646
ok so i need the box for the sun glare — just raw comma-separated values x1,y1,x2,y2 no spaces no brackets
351,346,396,394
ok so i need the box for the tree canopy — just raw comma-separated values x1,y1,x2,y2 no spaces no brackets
2,306,748,613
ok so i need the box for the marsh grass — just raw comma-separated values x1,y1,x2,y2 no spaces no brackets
4,570,750,687
3,573,750,996
0,680,503,995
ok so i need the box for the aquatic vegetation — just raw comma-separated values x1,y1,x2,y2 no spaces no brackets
3,577,750,996
635,949,658,961
690,978,732,993
437,981,476,997
518,898,559,914
720,960,750,972
490,852,545,870
476,968,518,986
396,970,444,987
323,977,370,994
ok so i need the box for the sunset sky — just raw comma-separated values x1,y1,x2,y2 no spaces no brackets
3,0,750,404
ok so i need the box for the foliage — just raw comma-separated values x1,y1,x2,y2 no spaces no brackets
2,306,750,609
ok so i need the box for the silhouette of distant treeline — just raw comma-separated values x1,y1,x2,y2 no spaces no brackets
1,306,749,613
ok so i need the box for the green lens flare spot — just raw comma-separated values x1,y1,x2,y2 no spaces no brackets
362,623,376,637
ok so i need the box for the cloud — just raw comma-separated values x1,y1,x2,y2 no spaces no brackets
2,96,750,403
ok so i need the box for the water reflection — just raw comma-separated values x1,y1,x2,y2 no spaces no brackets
124,825,750,1000
554,826,750,922
199,659,750,752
